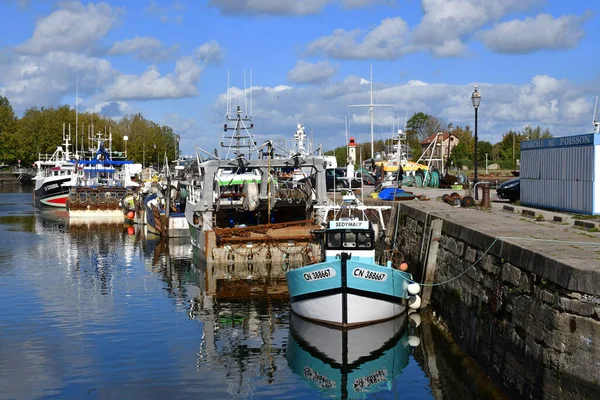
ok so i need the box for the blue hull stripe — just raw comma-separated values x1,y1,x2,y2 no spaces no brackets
287,260,412,299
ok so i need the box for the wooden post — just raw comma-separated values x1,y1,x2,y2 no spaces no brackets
421,218,443,308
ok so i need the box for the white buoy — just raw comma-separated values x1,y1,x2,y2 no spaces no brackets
409,312,421,327
408,336,421,347
407,282,421,295
408,294,421,309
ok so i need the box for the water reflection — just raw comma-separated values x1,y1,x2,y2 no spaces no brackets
0,190,504,399
288,313,417,399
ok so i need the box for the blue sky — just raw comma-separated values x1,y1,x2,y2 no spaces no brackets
1,0,599,154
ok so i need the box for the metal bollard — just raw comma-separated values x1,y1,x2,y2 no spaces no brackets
481,183,491,209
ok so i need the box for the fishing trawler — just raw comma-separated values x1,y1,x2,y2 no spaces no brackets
65,130,139,218
32,126,77,207
185,104,329,266
286,193,421,327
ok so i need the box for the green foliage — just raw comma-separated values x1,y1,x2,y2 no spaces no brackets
0,97,178,166
406,112,442,141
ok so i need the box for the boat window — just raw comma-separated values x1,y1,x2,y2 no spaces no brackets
343,232,356,248
328,232,341,248
357,232,371,248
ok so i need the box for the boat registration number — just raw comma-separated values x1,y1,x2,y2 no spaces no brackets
352,268,388,282
303,267,336,281
353,368,388,392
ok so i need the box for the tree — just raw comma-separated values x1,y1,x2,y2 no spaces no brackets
0,96,17,163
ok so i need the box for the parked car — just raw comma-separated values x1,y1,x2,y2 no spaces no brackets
329,168,362,189
496,178,520,202
355,171,377,185
325,168,350,191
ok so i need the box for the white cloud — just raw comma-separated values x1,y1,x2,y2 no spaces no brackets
101,56,203,101
287,60,337,84
145,0,185,23
87,100,132,117
413,0,542,56
108,36,179,62
193,40,224,64
206,74,600,152
306,17,412,59
17,1,123,54
0,51,117,110
478,13,589,54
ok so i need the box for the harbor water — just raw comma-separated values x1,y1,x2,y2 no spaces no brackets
0,187,505,399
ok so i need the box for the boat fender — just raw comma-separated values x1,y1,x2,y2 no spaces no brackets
408,336,421,347
399,262,408,271
407,282,420,295
408,312,421,327
408,294,421,310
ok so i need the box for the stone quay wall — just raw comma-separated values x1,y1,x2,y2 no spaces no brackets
396,204,600,399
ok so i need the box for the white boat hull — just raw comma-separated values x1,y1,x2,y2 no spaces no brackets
291,293,406,327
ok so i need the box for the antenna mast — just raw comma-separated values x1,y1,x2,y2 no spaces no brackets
349,64,394,161
593,96,599,133
244,69,247,117
226,69,230,117
75,75,78,158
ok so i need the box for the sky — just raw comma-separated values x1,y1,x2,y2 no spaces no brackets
0,0,599,155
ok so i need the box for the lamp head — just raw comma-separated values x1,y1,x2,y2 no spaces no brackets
471,84,481,108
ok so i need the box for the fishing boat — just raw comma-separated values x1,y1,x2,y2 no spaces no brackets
185,103,328,266
32,127,76,207
122,190,147,225
65,131,139,218
287,312,419,398
286,193,421,327
143,157,190,237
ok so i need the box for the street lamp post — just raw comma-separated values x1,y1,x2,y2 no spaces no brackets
123,135,128,158
471,85,481,200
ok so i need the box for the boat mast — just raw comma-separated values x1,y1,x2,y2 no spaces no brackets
593,96,599,133
349,65,393,161
75,75,78,158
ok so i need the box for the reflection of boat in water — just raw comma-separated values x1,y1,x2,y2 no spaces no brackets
287,313,417,398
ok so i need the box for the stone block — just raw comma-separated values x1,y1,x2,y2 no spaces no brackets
465,246,477,263
574,220,597,230
518,273,531,293
481,254,499,275
522,209,536,218
557,296,597,317
502,262,522,287
540,289,555,305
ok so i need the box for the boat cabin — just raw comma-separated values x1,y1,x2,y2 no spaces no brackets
324,220,375,263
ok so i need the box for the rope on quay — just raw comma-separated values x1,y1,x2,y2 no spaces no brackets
418,236,600,287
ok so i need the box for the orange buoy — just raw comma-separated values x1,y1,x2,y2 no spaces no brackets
399,262,409,271
127,211,135,220
127,226,135,235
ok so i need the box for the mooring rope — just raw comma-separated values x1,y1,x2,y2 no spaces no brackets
418,235,600,287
